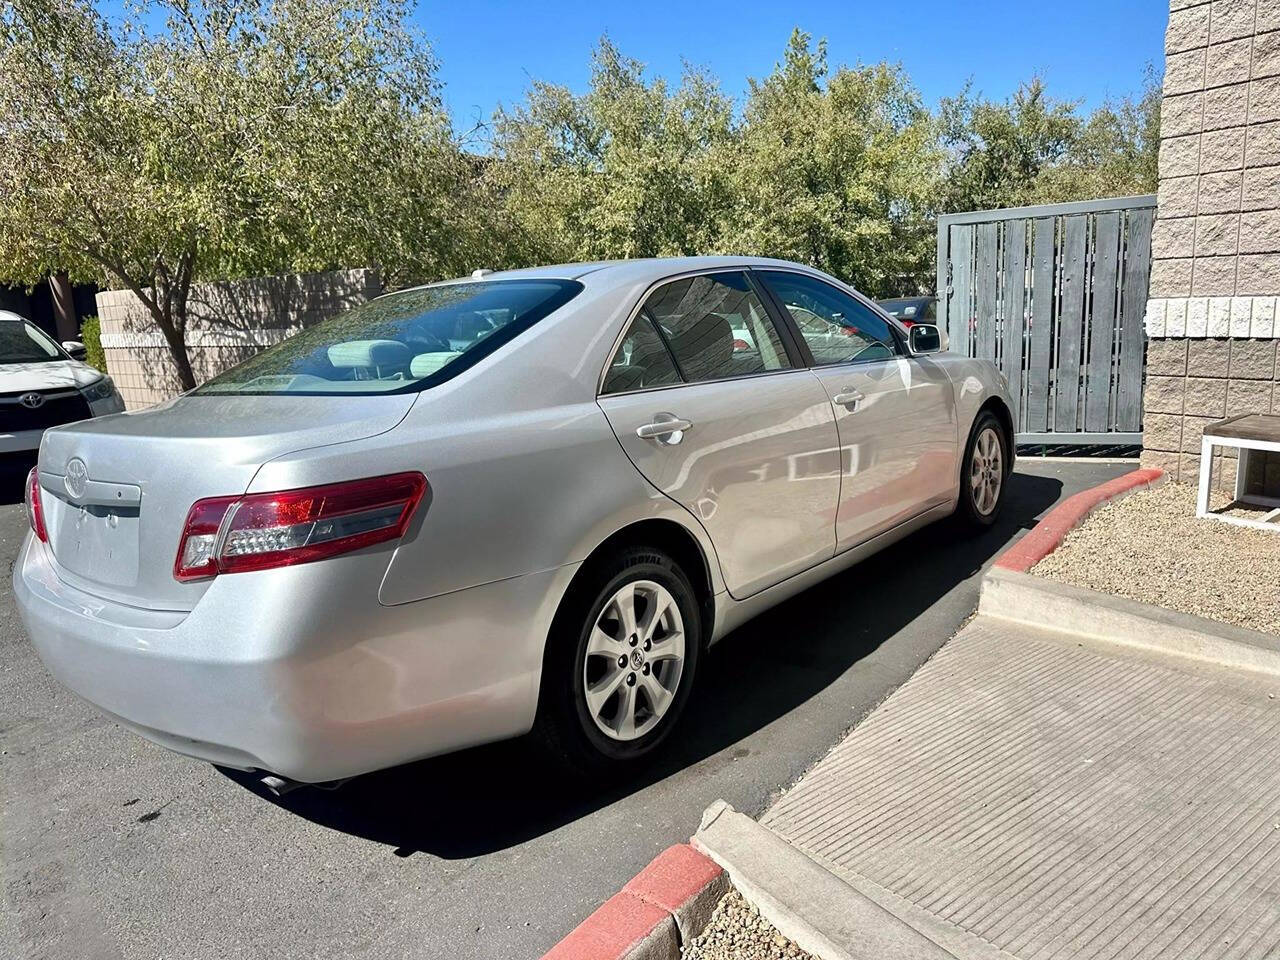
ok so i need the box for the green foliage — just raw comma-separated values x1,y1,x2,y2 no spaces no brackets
938,71,1160,214
0,0,482,387
487,38,736,264
487,31,1156,298
720,32,941,296
0,4,1161,373
79,315,107,373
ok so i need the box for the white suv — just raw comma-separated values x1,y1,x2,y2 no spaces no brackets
0,310,124,453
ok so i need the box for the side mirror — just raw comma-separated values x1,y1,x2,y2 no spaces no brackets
909,324,943,355
62,340,87,360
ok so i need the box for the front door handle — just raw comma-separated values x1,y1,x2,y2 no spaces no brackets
636,413,693,443
832,389,864,408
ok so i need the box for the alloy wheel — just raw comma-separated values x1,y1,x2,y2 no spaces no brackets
582,579,686,741
970,426,1003,517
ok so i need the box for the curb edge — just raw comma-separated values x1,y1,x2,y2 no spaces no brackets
541,843,727,960
993,466,1165,573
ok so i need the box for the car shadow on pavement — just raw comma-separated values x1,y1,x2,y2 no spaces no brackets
221,470,1064,859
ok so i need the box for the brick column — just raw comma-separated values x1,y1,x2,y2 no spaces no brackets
1144,0,1280,495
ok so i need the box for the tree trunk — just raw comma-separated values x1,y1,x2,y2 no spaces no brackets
48,272,79,342
159,314,197,391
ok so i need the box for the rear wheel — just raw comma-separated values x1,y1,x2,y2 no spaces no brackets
536,547,701,772
957,411,1008,529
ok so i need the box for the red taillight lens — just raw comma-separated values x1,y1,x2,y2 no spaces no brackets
24,466,48,543
174,472,427,582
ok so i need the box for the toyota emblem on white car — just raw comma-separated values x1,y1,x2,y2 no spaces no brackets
18,392,44,409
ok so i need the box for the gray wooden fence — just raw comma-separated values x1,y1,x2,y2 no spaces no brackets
936,195,1156,445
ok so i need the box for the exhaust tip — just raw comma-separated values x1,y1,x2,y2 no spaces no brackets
259,773,302,796
258,772,350,796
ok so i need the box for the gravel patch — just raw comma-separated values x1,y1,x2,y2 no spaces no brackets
1033,482,1280,635
682,887,816,960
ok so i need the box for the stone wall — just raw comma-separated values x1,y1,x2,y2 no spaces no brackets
1144,0,1280,491
96,268,380,409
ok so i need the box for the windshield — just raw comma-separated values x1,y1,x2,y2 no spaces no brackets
0,322,65,364
197,279,583,395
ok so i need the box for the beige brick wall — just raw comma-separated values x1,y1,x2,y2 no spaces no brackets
96,269,380,409
1145,0,1280,491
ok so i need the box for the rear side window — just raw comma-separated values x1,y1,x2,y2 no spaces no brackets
642,272,791,385
601,317,681,394
196,279,582,395
760,271,899,366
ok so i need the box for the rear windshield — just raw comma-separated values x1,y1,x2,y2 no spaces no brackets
196,279,583,395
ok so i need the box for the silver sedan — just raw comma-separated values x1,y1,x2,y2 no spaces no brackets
15,257,1014,784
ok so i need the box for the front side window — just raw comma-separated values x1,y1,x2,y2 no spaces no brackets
0,322,63,364
196,279,582,395
641,272,791,385
760,271,899,366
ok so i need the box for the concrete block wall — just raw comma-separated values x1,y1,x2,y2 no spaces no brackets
96,269,380,409
1145,0,1280,489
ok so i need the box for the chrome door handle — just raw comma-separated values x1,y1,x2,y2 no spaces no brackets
832,389,864,408
636,413,693,443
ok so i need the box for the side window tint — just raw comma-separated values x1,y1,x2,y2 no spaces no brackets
643,272,790,384
601,316,681,395
922,299,938,322
759,271,900,366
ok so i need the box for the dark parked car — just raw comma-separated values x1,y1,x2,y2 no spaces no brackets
878,296,937,328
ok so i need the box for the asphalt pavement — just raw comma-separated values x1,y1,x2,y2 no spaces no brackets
0,454,1131,960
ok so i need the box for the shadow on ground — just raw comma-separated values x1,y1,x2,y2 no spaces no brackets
222,470,1063,859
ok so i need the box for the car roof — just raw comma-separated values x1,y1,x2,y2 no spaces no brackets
398,256,832,293
0,310,30,323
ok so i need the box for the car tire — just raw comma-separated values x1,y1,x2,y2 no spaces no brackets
956,410,1008,530
535,546,701,774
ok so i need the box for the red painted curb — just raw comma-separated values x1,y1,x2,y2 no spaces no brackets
542,844,724,960
994,467,1165,573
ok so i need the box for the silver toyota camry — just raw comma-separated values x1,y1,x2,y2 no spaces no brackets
15,257,1014,784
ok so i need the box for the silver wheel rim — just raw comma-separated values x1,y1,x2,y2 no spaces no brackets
971,427,1003,517
583,579,686,742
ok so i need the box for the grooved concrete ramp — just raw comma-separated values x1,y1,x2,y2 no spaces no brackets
762,618,1280,960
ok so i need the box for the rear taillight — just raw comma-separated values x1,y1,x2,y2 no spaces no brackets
24,467,48,543
174,472,427,582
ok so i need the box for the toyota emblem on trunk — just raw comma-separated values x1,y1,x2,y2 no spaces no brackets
65,457,89,500
18,392,43,409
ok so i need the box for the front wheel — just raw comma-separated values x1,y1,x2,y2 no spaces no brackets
535,547,701,772
957,411,1008,529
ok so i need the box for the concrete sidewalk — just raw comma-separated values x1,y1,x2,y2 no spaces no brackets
704,616,1280,960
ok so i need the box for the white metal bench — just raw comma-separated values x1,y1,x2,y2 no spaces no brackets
1198,413,1280,531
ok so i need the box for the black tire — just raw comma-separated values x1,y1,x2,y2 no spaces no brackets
956,410,1009,530
534,546,702,774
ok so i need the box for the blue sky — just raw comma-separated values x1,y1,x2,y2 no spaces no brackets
424,0,1168,129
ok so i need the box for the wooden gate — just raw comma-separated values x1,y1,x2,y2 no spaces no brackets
936,195,1156,445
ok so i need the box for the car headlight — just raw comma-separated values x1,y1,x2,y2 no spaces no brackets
80,375,118,403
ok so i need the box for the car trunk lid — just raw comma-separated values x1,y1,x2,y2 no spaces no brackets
36,393,415,611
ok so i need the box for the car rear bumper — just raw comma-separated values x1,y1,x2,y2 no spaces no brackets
14,534,578,782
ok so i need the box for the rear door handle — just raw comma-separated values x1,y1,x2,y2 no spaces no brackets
636,413,693,443
832,389,864,408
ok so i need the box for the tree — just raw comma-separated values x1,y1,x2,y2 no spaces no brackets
486,38,737,264
720,30,941,296
937,71,1160,214
0,0,472,390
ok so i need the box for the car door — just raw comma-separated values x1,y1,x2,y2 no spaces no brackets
597,270,842,599
755,270,958,552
